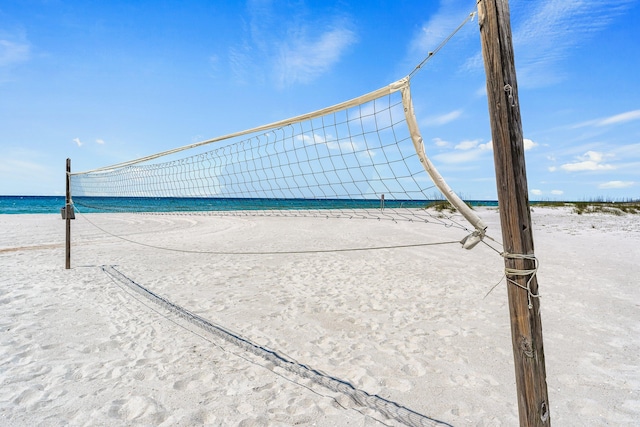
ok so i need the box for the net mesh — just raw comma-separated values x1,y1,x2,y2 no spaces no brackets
70,79,481,232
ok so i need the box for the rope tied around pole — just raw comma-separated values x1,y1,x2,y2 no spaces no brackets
502,252,540,309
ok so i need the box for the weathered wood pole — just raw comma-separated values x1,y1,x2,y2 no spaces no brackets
477,0,550,425
65,158,71,270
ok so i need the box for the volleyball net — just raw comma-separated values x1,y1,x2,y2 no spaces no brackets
70,77,486,248
62,11,499,425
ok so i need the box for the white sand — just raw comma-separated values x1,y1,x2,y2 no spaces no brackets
1,207,638,426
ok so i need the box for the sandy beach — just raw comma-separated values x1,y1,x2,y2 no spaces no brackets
1,207,638,426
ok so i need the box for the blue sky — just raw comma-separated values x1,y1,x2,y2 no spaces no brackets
1,0,639,200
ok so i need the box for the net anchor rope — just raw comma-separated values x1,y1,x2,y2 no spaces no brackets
484,251,540,307
72,204,463,255
502,252,540,309
408,10,477,79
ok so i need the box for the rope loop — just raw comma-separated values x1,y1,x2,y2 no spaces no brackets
502,252,540,309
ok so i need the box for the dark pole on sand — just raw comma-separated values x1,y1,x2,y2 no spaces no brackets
65,158,71,270
477,0,550,425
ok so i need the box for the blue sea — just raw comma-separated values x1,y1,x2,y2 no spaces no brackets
0,196,67,214
0,195,499,215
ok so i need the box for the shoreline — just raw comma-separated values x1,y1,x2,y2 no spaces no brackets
1,195,639,216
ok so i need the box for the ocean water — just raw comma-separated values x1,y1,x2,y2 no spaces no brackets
0,196,498,215
0,196,67,214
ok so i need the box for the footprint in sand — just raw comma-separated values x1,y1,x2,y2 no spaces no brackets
435,328,458,337
108,395,167,424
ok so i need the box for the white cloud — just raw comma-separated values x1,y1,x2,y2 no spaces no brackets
585,151,604,162
598,180,634,189
478,141,492,151
276,27,356,85
298,133,325,145
476,138,537,151
424,110,462,126
96,139,105,145
530,189,563,197
72,138,83,147
0,39,30,67
433,136,496,164
434,149,483,164
455,139,480,150
560,150,615,172
297,132,361,153
432,137,449,147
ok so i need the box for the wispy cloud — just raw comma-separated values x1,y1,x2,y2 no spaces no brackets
72,138,83,147
228,44,254,85
598,110,640,126
611,143,640,159
0,35,31,82
276,27,357,85
598,180,634,189
423,110,463,126
0,157,46,174
409,3,474,55
405,2,481,79
228,2,357,87
0,149,56,195
434,135,538,165
572,110,640,128
531,188,564,197
432,137,450,147
0,39,29,66
455,139,482,150
298,132,357,152
459,0,634,87
434,149,484,164
512,0,634,87
433,137,491,164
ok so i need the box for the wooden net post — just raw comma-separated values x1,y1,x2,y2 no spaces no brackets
65,158,71,270
477,0,550,425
